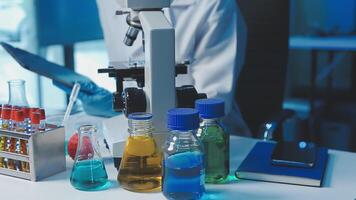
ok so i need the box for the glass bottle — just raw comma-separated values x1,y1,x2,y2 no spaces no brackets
70,125,110,191
8,80,29,107
196,98,230,183
118,113,162,192
163,108,205,200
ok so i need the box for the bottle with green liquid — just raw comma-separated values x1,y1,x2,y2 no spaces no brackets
196,98,230,183
70,125,110,191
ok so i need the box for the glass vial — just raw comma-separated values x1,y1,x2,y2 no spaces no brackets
196,98,230,183
0,107,11,169
0,105,5,168
8,80,29,107
70,125,110,191
29,112,40,134
163,108,205,200
118,113,162,192
37,108,46,131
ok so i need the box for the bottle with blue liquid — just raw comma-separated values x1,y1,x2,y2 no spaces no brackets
163,108,205,200
70,125,110,191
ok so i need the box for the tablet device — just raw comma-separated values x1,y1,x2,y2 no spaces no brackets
271,141,316,168
0,42,92,93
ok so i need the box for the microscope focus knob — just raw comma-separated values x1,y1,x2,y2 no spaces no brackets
113,91,125,112
123,87,147,117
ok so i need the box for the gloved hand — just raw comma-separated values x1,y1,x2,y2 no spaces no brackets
53,80,119,118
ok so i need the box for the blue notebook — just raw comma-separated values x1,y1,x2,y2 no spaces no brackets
236,142,328,187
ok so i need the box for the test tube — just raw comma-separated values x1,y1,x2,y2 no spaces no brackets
1,107,11,147
6,108,19,170
15,110,25,154
13,110,25,171
0,105,3,168
1,107,11,153
27,108,36,132
30,112,40,134
20,108,29,156
0,105,2,129
9,107,17,131
8,108,19,152
1,106,12,168
15,110,25,132
0,105,2,126
22,107,30,124
21,111,40,173
38,108,46,131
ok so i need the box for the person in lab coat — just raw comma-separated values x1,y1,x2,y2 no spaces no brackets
55,0,250,136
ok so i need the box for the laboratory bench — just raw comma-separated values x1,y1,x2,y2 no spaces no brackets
0,135,356,200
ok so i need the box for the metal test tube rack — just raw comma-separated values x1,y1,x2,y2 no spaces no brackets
0,126,65,181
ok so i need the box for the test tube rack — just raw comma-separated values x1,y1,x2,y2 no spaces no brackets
0,126,65,181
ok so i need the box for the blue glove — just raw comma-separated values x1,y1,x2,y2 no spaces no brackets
53,80,119,118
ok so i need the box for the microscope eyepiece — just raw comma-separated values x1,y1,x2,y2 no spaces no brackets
124,26,140,46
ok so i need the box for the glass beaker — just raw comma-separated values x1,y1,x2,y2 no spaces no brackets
118,113,162,192
8,80,29,107
70,125,110,191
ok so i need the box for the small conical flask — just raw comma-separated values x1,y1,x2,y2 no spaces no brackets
8,79,29,107
70,125,110,191
118,113,162,192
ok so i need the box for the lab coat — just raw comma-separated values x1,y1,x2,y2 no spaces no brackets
96,0,250,136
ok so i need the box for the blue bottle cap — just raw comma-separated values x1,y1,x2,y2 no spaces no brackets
167,108,199,131
195,98,225,119
128,112,153,120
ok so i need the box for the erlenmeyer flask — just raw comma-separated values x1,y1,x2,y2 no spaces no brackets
70,125,110,191
118,113,162,192
8,80,29,107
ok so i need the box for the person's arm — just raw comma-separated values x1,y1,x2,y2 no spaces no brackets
190,0,247,116
96,0,125,62
53,80,118,117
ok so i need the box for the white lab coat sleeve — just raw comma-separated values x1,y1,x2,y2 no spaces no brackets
190,0,242,117
96,0,129,62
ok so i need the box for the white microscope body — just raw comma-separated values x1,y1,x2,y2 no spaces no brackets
103,0,176,159
117,0,176,133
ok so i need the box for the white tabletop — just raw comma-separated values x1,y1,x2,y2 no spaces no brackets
289,35,356,51
0,136,356,200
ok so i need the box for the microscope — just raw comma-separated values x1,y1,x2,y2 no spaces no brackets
98,0,206,167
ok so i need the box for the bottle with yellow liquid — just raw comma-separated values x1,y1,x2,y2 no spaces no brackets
118,113,162,192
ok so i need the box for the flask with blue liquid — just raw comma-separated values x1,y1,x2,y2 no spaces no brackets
70,125,110,191
163,108,205,200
